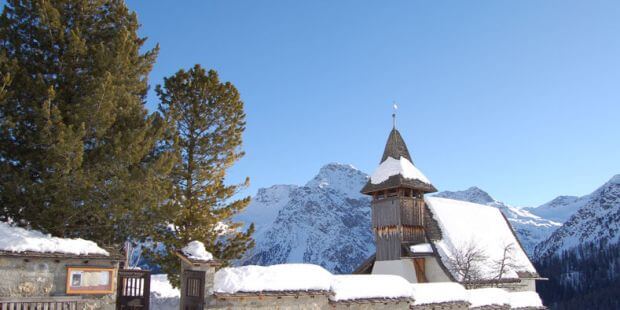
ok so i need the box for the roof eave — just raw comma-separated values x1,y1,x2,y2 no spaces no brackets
361,175,437,195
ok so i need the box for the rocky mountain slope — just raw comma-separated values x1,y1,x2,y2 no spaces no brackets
534,174,620,258
237,163,374,273
434,187,561,255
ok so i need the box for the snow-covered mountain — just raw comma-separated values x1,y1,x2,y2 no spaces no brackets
238,163,374,273
236,163,569,272
528,195,582,223
534,174,620,258
434,187,561,256
236,184,299,238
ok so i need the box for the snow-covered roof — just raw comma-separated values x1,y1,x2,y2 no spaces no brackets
330,275,413,302
0,221,109,257
214,264,333,294
467,288,510,308
370,156,431,185
425,197,537,280
411,282,468,305
181,241,214,262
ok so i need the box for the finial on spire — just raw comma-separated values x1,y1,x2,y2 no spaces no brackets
392,101,398,129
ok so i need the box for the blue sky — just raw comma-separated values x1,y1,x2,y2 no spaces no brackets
130,0,620,207
5,1,620,206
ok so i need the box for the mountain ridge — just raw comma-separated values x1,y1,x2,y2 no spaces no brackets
534,174,620,258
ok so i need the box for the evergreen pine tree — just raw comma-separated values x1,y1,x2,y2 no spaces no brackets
152,64,254,286
0,0,174,249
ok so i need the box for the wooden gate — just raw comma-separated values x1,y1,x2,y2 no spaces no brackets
182,270,205,310
117,269,151,310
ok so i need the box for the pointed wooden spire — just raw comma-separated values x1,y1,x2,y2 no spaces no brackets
381,128,413,163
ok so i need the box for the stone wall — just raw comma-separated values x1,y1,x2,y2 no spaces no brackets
0,255,119,310
210,293,495,310
330,299,411,309
411,301,470,310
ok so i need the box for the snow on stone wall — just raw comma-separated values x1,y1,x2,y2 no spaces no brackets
151,266,544,309
0,221,108,256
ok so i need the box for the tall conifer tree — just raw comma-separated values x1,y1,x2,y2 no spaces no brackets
153,65,254,286
0,0,174,248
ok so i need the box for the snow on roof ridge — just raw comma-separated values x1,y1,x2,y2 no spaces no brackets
0,221,109,256
370,156,431,185
181,241,214,262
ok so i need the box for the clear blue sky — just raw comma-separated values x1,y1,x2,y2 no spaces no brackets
6,1,620,207
131,0,620,207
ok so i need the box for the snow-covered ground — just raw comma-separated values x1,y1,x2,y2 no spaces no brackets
150,274,180,310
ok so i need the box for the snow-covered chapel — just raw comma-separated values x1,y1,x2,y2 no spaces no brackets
353,126,542,292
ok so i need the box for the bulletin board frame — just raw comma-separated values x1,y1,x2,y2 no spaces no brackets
66,266,115,294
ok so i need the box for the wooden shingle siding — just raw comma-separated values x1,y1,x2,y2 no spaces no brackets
424,204,443,241
401,198,425,227
372,198,401,227
375,232,402,261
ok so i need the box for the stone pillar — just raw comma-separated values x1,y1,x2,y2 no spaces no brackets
176,252,220,310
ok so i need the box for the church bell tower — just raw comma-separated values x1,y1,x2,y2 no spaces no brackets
361,126,437,262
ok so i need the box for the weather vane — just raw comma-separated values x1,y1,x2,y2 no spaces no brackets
392,101,398,129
